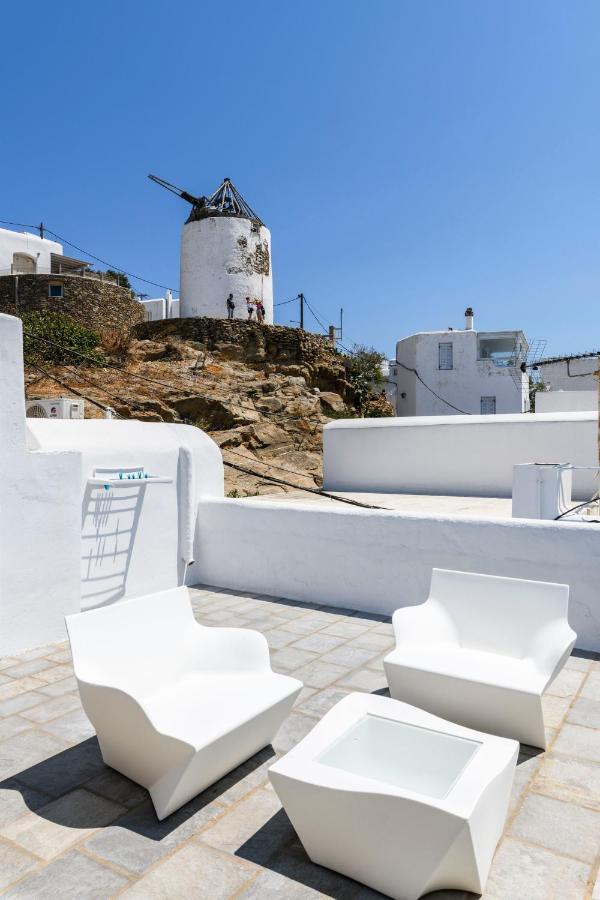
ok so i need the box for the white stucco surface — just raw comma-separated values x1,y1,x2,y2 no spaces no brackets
0,227,62,273
180,217,273,323
27,420,224,610
196,498,600,652
536,356,598,392
536,390,597,413
390,328,529,416
323,413,599,500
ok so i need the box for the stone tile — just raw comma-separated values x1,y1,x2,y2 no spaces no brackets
0,779,52,828
567,697,600,729
201,786,282,854
0,692,49,718
290,633,347,654
119,840,255,899
0,657,20,671
271,647,319,672
15,737,105,798
297,687,351,718
84,769,148,809
33,664,74,685
581,669,600,699
510,792,600,863
365,654,387,672
280,616,333,636
565,655,593,672
0,716,33,742
45,649,72,664
508,752,542,817
38,677,78,697
20,693,81,724
336,668,389,692
237,869,325,898
552,722,600,763
485,837,590,900
12,647,53,662
0,788,126,860
3,849,129,898
291,660,348,689
2,659,56,679
0,840,39,892
0,678,48,704
204,748,275,807
40,709,95,745
262,628,301,650
545,668,585,698
321,620,372,639
294,686,316,707
0,730,67,781
272,711,319,753
533,753,600,807
320,644,380,669
540,693,571,728
347,632,395,652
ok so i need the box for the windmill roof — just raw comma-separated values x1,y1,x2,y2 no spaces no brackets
186,178,263,226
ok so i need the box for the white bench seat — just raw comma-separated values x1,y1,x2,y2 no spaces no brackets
384,569,576,748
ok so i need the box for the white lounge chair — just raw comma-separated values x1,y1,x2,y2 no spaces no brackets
384,569,576,748
66,587,302,819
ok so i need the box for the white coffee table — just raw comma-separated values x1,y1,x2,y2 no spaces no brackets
269,693,518,900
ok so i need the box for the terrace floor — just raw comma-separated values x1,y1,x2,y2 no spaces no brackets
254,491,514,519
0,587,598,899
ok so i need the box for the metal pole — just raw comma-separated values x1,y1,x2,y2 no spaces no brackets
340,307,343,341
299,293,304,330
39,222,44,240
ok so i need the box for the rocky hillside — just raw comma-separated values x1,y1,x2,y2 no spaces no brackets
24,318,391,495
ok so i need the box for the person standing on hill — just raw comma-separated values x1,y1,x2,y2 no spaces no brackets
246,297,254,320
257,300,266,324
226,293,235,319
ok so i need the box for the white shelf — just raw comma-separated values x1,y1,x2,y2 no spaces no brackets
87,476,173,487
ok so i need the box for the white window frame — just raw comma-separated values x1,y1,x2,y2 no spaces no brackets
438,342,453,370
480,396,496,415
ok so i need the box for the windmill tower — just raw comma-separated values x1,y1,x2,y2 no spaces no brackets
149,175,273,323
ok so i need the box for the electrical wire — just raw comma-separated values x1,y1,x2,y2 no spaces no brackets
394,360,471,415
28,363,119,416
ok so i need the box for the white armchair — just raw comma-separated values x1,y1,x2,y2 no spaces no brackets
66,587,302,819
384,569,576,748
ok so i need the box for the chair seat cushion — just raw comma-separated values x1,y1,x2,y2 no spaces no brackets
387,644,545,694
143,671,299,749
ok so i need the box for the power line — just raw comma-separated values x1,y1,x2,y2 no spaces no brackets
28,363,118,416
394,360,471,415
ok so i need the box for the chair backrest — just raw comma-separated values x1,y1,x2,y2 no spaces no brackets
66,587,198,698
428,568,569,658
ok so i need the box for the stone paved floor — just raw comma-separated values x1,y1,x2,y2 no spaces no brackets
0,586,598,899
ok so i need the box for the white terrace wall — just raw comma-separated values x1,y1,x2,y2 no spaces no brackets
0,314,81,656
196,498,600,652
536,391,598,413
323,413,598,500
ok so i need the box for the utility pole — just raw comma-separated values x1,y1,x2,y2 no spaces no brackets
299,293,305,330
340,307,343,342
39,222,44,240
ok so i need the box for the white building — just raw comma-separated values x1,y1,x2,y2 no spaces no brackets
139,290,180,321
0,225,92,276
387,309,529,416
535,352,598,392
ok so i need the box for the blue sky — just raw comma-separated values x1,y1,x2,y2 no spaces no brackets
2,1,598,358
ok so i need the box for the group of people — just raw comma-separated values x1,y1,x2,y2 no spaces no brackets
226,293,267,323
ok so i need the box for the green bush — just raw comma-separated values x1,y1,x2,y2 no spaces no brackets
22,311,105,367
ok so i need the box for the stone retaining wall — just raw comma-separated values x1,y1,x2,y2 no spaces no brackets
0,274,146,333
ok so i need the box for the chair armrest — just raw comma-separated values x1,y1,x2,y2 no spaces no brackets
528,620,577,688
392,601,456,649
194,625,272,673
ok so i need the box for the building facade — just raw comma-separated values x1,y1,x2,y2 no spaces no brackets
387,309,529,416
535,352,599,392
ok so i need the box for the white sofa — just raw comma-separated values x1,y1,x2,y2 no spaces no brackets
270,693,518,899
66,587,302,819
384,569,576,748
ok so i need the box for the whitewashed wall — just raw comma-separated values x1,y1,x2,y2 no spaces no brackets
180,217,273,323
393,330,528,416
27,420,224,610
536,391,597,413
0,227,62,272
0,314,81,656
196,498,600,652
323,413,598,499
537,357,598,392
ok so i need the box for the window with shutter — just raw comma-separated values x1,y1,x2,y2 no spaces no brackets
480,396,496,415
438,342,453,370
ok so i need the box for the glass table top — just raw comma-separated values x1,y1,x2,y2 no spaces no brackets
316,713,481,799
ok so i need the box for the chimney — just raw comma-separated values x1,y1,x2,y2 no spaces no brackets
465,307,474,330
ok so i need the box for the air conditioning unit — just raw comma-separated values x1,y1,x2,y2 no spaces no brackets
26,397,84,419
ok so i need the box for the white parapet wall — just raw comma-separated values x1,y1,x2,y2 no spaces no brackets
196,498,600,652
536,391,598,413
323,413,599,500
